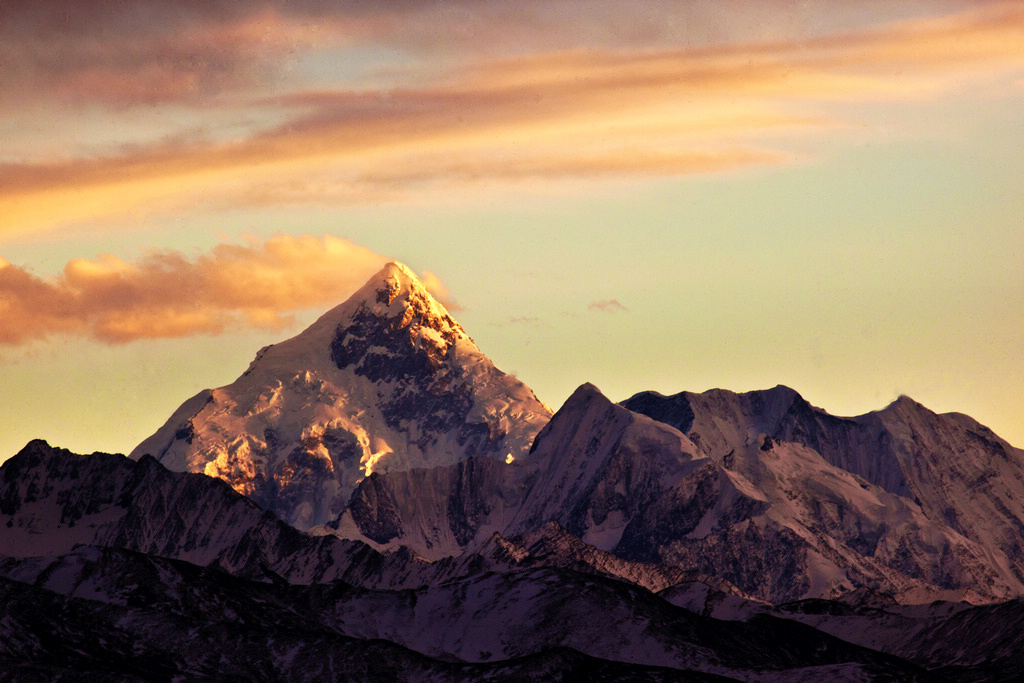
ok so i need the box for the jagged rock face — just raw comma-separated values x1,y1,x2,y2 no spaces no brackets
329,386,786,598
0,443,946,681
337,451,522,555
334,383,1024,603
625,386,1024,600
0,547,932,682
0,440,450,589
509,385,769,556
333,384,719,558
865,400,1024,585
501,521,764,601
131,262,551,530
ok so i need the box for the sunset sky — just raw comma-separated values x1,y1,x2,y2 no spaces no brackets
2,0,1023,460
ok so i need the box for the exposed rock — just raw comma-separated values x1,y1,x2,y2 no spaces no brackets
334,383,1024,603
131,262,551,530
625,385,1024,601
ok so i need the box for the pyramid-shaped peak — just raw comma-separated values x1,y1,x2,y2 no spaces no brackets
380,260,415,278
355,261,435,306
132,259,552,530
366,261,422,299
878,394,935,419
279,261,464,359
331,261,461,336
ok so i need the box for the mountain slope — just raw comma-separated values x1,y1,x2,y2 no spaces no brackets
334,383,1024,602
624,386,1024,599
332,383,767,562
0,440,474,590
0,545,934,682
131,262,551,529
0,441,942,681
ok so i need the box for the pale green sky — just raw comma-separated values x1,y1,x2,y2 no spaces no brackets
1,1,1022,459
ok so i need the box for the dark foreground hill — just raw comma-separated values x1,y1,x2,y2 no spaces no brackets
0,440,948,681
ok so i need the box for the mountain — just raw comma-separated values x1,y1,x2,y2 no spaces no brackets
333,383,1024,603
0,553,934,682
8,256,1024,679
131,262,551,530
0,439,438,588
126,261,1024,605
4,416,1022,678
624,386,1024,599
331,382,750,561
0,441,941,681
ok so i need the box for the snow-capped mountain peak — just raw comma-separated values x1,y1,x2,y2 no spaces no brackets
328,261,473,385
229,261,470,386
131,262,551,530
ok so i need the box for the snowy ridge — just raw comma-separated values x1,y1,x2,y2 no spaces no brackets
131,262,551,529
0,440,473,591
626,386,1024,601
9,259,1024,678
0,435,1010,680
0,440,936,681
0,442,360,580
333,383,1024,603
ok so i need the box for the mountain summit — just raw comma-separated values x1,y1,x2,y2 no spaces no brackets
131,262,551,529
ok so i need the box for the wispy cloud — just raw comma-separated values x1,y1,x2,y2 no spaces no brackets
0,235,392,345
418,270,463,313
2,2,1023,236
588,300,629,314
0,1,370,107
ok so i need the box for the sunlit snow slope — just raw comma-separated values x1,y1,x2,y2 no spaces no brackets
131,262,551,529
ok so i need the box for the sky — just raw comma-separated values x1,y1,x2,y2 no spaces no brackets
1,0,1023,461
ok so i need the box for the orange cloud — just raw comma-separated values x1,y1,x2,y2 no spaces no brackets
2,2,1023,236
0,235,392,345
588,300,629,314
0,2,374,107
418,270,463,313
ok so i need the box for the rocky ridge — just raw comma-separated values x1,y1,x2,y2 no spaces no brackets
624,386,1024,600
0,440,938,681
334,383,1024,603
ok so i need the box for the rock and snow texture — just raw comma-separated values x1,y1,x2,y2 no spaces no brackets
0,441,938,681
0,440,573,593
624,386,1024,601
334,383,1024,603
332,382,755,561
0,440,416,587
130,262,551,530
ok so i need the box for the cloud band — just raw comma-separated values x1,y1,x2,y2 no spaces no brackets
0,235,400,345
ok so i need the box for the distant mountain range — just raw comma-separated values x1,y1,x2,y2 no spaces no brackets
3,262,1024,680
